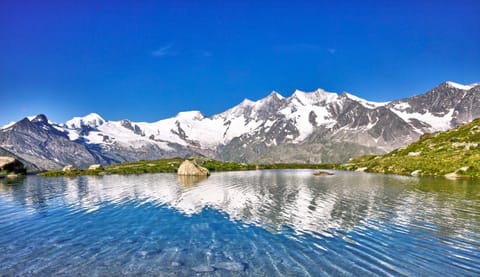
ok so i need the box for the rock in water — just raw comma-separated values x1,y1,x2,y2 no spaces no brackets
177,160,210,176
313,170,334,176
213,262,245,271
191,265,215,273
0,157,25,173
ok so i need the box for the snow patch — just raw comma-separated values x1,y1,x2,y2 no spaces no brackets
344,93,389,108
1,121,16,129
65,113,105,129
175,111,205,120
392,108,455,131
445,81,476,90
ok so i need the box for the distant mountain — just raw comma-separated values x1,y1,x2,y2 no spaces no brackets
339,117,480,177
1,81,479,169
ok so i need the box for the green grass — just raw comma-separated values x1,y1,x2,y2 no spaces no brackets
338,118,480,178
37,157,337,177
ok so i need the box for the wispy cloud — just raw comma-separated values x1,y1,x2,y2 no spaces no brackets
327,48,337,54
152,43,176,57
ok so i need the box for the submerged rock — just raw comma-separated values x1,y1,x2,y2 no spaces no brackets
214,262,245,271
177,160,210,176
191,265,215,272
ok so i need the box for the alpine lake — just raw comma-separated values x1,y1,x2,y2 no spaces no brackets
0,170,479,276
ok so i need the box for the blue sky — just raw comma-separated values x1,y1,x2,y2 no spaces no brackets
1,0,479,126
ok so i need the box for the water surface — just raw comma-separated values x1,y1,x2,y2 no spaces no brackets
0,170,479,276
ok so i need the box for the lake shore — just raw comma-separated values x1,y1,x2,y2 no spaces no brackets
37,158,337,177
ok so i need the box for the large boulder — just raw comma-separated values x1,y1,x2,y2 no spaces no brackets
177,160,210,176
88,164,103,170
0,157,25,173
62,165,78,172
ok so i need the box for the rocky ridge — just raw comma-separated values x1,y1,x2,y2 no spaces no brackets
1,81,479,169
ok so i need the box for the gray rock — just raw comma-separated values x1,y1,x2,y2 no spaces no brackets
88,164,103,170
62,165,78,172
177,160,210,176
313,170,334,176
213,262,245,271
0,156,25,173
191,265,215,273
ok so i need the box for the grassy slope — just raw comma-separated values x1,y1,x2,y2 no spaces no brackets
38,157,335,177
339,118,480,177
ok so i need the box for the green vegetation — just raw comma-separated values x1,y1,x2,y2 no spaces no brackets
38,157,337,177
339,118,480,178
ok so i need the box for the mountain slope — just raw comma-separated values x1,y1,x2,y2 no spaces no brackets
1,81,479,169
340,118,480,177
0,146,40,173
0,115,112,169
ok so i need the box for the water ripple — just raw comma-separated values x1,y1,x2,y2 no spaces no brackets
0,170,479,276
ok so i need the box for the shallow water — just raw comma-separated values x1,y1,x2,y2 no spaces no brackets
0,170,479,276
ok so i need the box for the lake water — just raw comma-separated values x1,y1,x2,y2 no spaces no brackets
0,170,479,276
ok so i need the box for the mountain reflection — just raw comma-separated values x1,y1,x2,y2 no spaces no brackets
0,170,479,237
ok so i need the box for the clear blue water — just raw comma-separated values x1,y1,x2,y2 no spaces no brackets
0,170,479,276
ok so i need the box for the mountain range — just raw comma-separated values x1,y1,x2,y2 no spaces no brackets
1,81,479,170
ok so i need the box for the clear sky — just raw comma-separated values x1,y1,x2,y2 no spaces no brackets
1,0,479,126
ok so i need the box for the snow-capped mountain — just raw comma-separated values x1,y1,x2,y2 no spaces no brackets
1,81,479,169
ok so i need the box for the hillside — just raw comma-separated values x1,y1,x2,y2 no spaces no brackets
339,118,480,177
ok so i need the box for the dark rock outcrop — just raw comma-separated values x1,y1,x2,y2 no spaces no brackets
0,156,25,174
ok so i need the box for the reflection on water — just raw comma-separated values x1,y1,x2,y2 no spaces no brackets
2,171,477,236
177,175,208,187
0,170,479,276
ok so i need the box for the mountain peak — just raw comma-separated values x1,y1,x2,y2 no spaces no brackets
176,111,205,120
240,98,254,106
30,114,48,123
257,91,285,105
292,88,338,105
268,91,284,99
65,113,105,129
342,92,389,108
